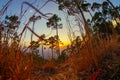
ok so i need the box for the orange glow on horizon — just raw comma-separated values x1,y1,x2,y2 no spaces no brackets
20,39,70,47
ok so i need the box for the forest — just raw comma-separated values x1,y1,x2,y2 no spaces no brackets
0,0,120,80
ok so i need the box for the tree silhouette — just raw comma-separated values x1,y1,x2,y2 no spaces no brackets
2,15,20,43
106,0,120,20
29,15,41,42
81,2,92,18
47,36,57,59
92,8,112,35
56,0,90,38
71,36,82,54
39,34,46,59
46,14,62,56
91,2,101,12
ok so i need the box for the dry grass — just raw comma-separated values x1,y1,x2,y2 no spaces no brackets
0,42,34,80
36,34,120,80
0,34,120,80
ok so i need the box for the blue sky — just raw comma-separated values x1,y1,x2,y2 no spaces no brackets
0,0,120,46
0,0,69,45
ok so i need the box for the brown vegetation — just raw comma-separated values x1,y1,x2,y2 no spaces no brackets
32,35,120,80
0,42,34,80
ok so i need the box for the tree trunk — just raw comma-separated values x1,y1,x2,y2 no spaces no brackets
74,0,90,37
51,43,54,59
31,21,35,42
55,23,60,56
51,47,54,59
41,45,44,59
88,10,93,18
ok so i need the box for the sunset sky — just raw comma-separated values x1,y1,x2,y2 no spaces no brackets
0,0,119,46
